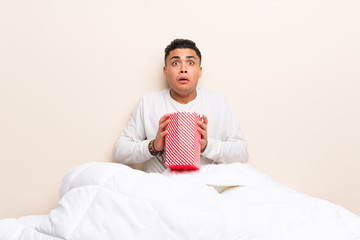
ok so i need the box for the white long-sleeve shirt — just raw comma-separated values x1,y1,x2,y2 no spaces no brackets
113,88,248,173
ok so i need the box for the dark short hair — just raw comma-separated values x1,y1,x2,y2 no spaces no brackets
164,39,202,65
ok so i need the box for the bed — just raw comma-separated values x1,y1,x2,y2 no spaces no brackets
1,162,359,240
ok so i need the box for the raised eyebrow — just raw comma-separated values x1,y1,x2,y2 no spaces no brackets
169,56,181,61
169,56,197,61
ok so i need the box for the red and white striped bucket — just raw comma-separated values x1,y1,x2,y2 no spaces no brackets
165,112,201,170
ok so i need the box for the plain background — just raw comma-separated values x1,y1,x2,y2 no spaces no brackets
0,0,359,219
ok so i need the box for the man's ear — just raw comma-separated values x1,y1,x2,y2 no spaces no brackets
163,66,167,78
199,66,203,78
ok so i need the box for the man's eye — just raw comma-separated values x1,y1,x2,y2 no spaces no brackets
172,61,179,66
188,61,194,65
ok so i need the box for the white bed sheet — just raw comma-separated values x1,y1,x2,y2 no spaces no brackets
0,162,359,240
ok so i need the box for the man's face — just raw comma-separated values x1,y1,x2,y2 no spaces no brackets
163,48,202,98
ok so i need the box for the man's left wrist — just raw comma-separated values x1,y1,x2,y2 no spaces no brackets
201,141,208,153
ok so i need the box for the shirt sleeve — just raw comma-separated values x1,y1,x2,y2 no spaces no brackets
201,97,249,164
113,97,154,164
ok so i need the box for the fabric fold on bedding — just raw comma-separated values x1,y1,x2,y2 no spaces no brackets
1,162,359,240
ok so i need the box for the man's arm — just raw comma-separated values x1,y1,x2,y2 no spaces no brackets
113,97,170,165
200,98,248,164
153,114,171,152
113,99,153,164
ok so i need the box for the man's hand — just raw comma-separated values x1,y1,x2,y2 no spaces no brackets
154,113,171,152
198,114,208,152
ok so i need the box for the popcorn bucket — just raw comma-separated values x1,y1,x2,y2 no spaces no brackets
165,112,201,170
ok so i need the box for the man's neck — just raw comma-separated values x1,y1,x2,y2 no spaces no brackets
170,89,197,104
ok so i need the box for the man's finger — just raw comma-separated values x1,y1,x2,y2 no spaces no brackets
159,113,171,124
198,127,207,139
159,119,169,130
160,130,168,137
202,114,208,125
197,120,207,131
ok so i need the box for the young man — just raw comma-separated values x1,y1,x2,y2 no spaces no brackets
113,39,248,173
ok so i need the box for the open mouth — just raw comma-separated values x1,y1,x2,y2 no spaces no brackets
178,77,189,83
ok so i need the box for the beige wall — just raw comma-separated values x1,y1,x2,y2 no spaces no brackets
1,0,359,219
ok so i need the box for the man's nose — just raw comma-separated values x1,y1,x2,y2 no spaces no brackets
180,64,188,73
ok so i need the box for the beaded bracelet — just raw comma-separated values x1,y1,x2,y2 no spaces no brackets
148,140,159,156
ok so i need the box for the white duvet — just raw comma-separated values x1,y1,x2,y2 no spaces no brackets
1,162,359,240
